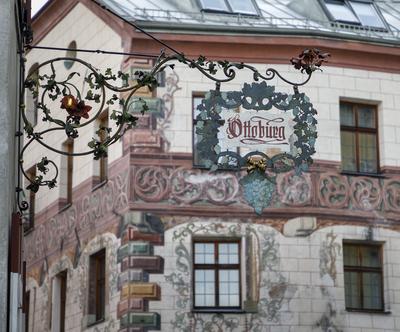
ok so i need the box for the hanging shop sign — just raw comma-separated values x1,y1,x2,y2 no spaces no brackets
193,49,329,213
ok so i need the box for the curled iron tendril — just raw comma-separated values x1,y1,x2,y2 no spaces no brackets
19,48,328,213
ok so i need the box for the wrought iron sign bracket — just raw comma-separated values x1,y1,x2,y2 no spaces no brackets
17,47,329,215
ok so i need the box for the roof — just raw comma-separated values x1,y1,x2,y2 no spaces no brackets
96,0,400,44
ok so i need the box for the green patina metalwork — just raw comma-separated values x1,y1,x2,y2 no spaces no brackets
19,49,327,215
194,82,318,214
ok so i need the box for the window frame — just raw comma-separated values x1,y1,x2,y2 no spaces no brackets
198,0,260,17
192,92,241,170
88,249,106,326
343,241,385,313
192,238,242,312
26,63,39,127
24,164,36,233
320,0,389,31
192,92,206,168
94,110,109,188
59,271,67,332
64,41,77,70
61,139,74,206
340,101,380,175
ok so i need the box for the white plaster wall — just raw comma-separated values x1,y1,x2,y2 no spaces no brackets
25,3,124,214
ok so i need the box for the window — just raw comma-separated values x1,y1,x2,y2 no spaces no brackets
26,63,39,127
193,93,241,169
343,243,384,311
51,271,67,332
193,240,241,310
192,93,205,167
61,140,74,205
64,41,77,70
88,249,106,324
349,2,385,28
96,111,108,184
340,102,378,174
24,291,30,332
24,165,36,232
323,1,386,29
199,0,258,16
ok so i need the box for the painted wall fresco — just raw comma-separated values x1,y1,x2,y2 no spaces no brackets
131,165,400,220
161,221,298,331
148,221,400,332
24,172,128,267
25,216,400,332
26,233,120,332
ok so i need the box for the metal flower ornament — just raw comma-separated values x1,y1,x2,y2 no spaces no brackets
19,48,329,214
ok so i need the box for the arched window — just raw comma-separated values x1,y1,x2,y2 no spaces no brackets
26,63,39,127
64,41,77,70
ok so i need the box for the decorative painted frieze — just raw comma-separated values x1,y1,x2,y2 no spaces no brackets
117,298,146,318
120,283,160,300
117,212,164,331
130,164,400,221
121,229,163,246
117,242,152,262
118,270,147,290
120,257,163,273
120,312,160,329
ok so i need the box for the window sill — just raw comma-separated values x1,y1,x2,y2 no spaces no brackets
340,171,386,179
192,308,245,314
87,318,105,328
58,202,72,214
346,308,391,315
23,227,34,236
92,179,108,192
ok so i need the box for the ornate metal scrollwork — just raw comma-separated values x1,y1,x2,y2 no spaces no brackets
18,48,329,215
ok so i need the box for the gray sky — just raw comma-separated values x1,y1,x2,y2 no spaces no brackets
31,0,49,16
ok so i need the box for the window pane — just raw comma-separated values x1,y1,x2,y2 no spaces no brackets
227,0,258,15
344,271,361,308
200,0,229,11
357,106,376,128
363,272,383,310
194,269,215,307
340,103,355,126
193,96,203,117
359,133,377,173
360,246,381,268
218,243,239,264
194,243,215,264
344,245,359,266
219,270,240,307
341,131,357,171
349,2,386,28
193,95,205,167
325,2,359,23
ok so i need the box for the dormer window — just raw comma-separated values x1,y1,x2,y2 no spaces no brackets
349,2,385,28
325,1,359,23
323,1,387,29
199,0,259,16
